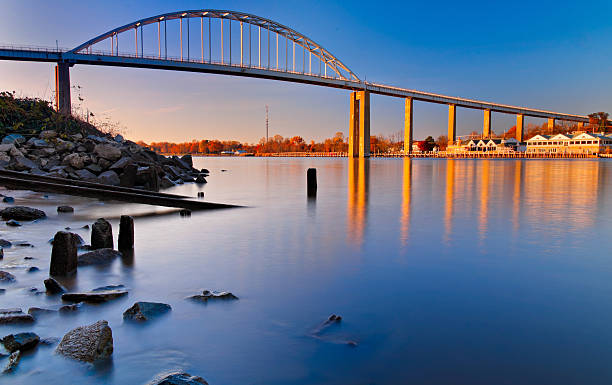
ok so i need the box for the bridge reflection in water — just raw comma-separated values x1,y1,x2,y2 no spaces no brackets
347,158,369,245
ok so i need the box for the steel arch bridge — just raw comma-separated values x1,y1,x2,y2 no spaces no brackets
0,9,597,157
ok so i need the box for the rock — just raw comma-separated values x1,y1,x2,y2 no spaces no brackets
118,215,134,251
2,134,25,145
16,242,33,247
74,168,98,181
0,271,16,282
2,332,40,352
78,248,122,266
171,156,191,170
0,143,17,153
0,239,12,248
62,153,87,169
27,138,49,148
40,337,60,345
195,174,207,184
114,134,124,143
119,164,138,187
44,277,67,294
187,290,238,302
94,143,122,161
27,266,39,273
91,218,113,249
0,206,46,221
0,249,3,259
59,303,82,313
2,196,14,203
71,233,85,246
180,154,193,167
200,168,210,174
50,231,78,276
39,130,57,140
146,372,209,385
57,205,74,213
56,139,75,153
56,320,113,362
10,155,37,171
123,302,171,321
6,219,21,227
97,170,120,186
0,309,34,325
136,166,160,191
85,163,102,174
160,176,175,189
62,287,128,303
28,307,56,317
2,351,20,373
109,156,132,171
97,158,111,170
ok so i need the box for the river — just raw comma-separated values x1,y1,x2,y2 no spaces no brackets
3,157,612,384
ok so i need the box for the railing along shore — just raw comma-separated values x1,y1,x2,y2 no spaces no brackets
160,152,604,159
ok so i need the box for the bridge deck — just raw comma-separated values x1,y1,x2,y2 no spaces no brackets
0,47,589,123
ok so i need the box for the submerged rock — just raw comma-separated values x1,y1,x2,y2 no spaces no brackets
0,206,46,221
27,307,57,317
2,332,40,352
56,320,113,362
77,248,122,266
44,277,67,294
57,206,74,213
195,174,207,184
187,290,238,302
123,302,171,321
0,240,10,248
2,196,14,203
59,303,82,313
6,219,21,227
62,286,128,303
0,271,15,282
2,351,20,373
27,266,39,273
0,309,34,324
147,371,209,385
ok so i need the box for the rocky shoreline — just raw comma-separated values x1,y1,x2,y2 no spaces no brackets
0,131,208,191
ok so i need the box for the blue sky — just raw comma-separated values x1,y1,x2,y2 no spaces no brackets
1,0,610,143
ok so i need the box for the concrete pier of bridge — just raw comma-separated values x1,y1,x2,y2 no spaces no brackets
483,109,491,138
516,114,524,142
348,90,371,158
448,104,457,145
55,63,71,115
404,98,413,154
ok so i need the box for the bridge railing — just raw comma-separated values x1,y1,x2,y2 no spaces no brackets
0,44,69,53
78,48,348,81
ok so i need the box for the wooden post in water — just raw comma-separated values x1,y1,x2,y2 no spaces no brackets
118,215,134,251
307,168,317,197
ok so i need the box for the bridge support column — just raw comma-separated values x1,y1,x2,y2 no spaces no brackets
348,91,370,157
577,122,584,130
448,104,456,144
547,118,555,133
348,92,360,157
516,114,524,142
55,63,71,115
404,97,413,154
483,109,491,138
357,91,370,157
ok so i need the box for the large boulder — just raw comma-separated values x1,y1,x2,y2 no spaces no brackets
91,218,113,249
10,155,37,171
136,166,160,191
180,154,193,167
62,153,87,169
50,231,78,276
109,156,132,171
123,302,171,321
0,206,46,220
74,168,98,182
78,248,122,266
146,372,209,385
2,332,39,352
98,170,120,186
56,320,113,362
94,144,122,161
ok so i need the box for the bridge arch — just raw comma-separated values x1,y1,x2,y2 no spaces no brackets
69,9,360,82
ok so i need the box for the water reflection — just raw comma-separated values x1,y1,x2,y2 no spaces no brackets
400,158,412,246
437,160,604,246
347,158,369,245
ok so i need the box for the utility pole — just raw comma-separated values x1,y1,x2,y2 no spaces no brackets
265,105,269,143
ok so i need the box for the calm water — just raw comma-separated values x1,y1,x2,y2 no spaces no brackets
3,157,612,384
